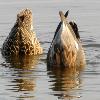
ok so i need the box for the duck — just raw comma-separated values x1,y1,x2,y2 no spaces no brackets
2,8,43,56
47,11,86,68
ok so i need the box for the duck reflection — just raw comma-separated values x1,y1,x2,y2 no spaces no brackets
10,70,35,99
3,55,40,99
47,66,84,99
10,65,36,92
4,55,40,69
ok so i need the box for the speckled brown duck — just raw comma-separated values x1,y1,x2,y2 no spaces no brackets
2,8,43,56
47,11,86,68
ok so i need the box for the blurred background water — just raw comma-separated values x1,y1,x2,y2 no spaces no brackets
0,0,100,100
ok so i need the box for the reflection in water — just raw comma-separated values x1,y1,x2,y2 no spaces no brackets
3,55,40,69
12,78,35,92
47,66,84,100
10,72,35,99
3,55,40,99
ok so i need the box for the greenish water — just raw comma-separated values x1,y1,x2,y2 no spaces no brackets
0,0,100,100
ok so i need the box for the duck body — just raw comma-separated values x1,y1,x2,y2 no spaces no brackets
47,11,85,68
2,9,43,56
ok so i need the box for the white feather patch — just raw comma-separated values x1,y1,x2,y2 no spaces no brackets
62,22,66,32
31,24,33,30
75,40,79,50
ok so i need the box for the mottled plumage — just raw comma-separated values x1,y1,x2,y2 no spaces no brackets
2,9,43,56
47,11,86,68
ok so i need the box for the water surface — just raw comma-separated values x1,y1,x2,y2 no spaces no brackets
0,0,100,100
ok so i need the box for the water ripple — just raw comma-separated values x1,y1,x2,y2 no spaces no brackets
84,43,100,48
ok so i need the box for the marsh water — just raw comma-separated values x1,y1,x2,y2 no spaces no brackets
0,0,100,100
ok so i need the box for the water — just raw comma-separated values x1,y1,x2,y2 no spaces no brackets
0,0,100,100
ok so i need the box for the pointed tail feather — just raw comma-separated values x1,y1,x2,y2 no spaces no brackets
59,11,66,24
65,10,69,17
